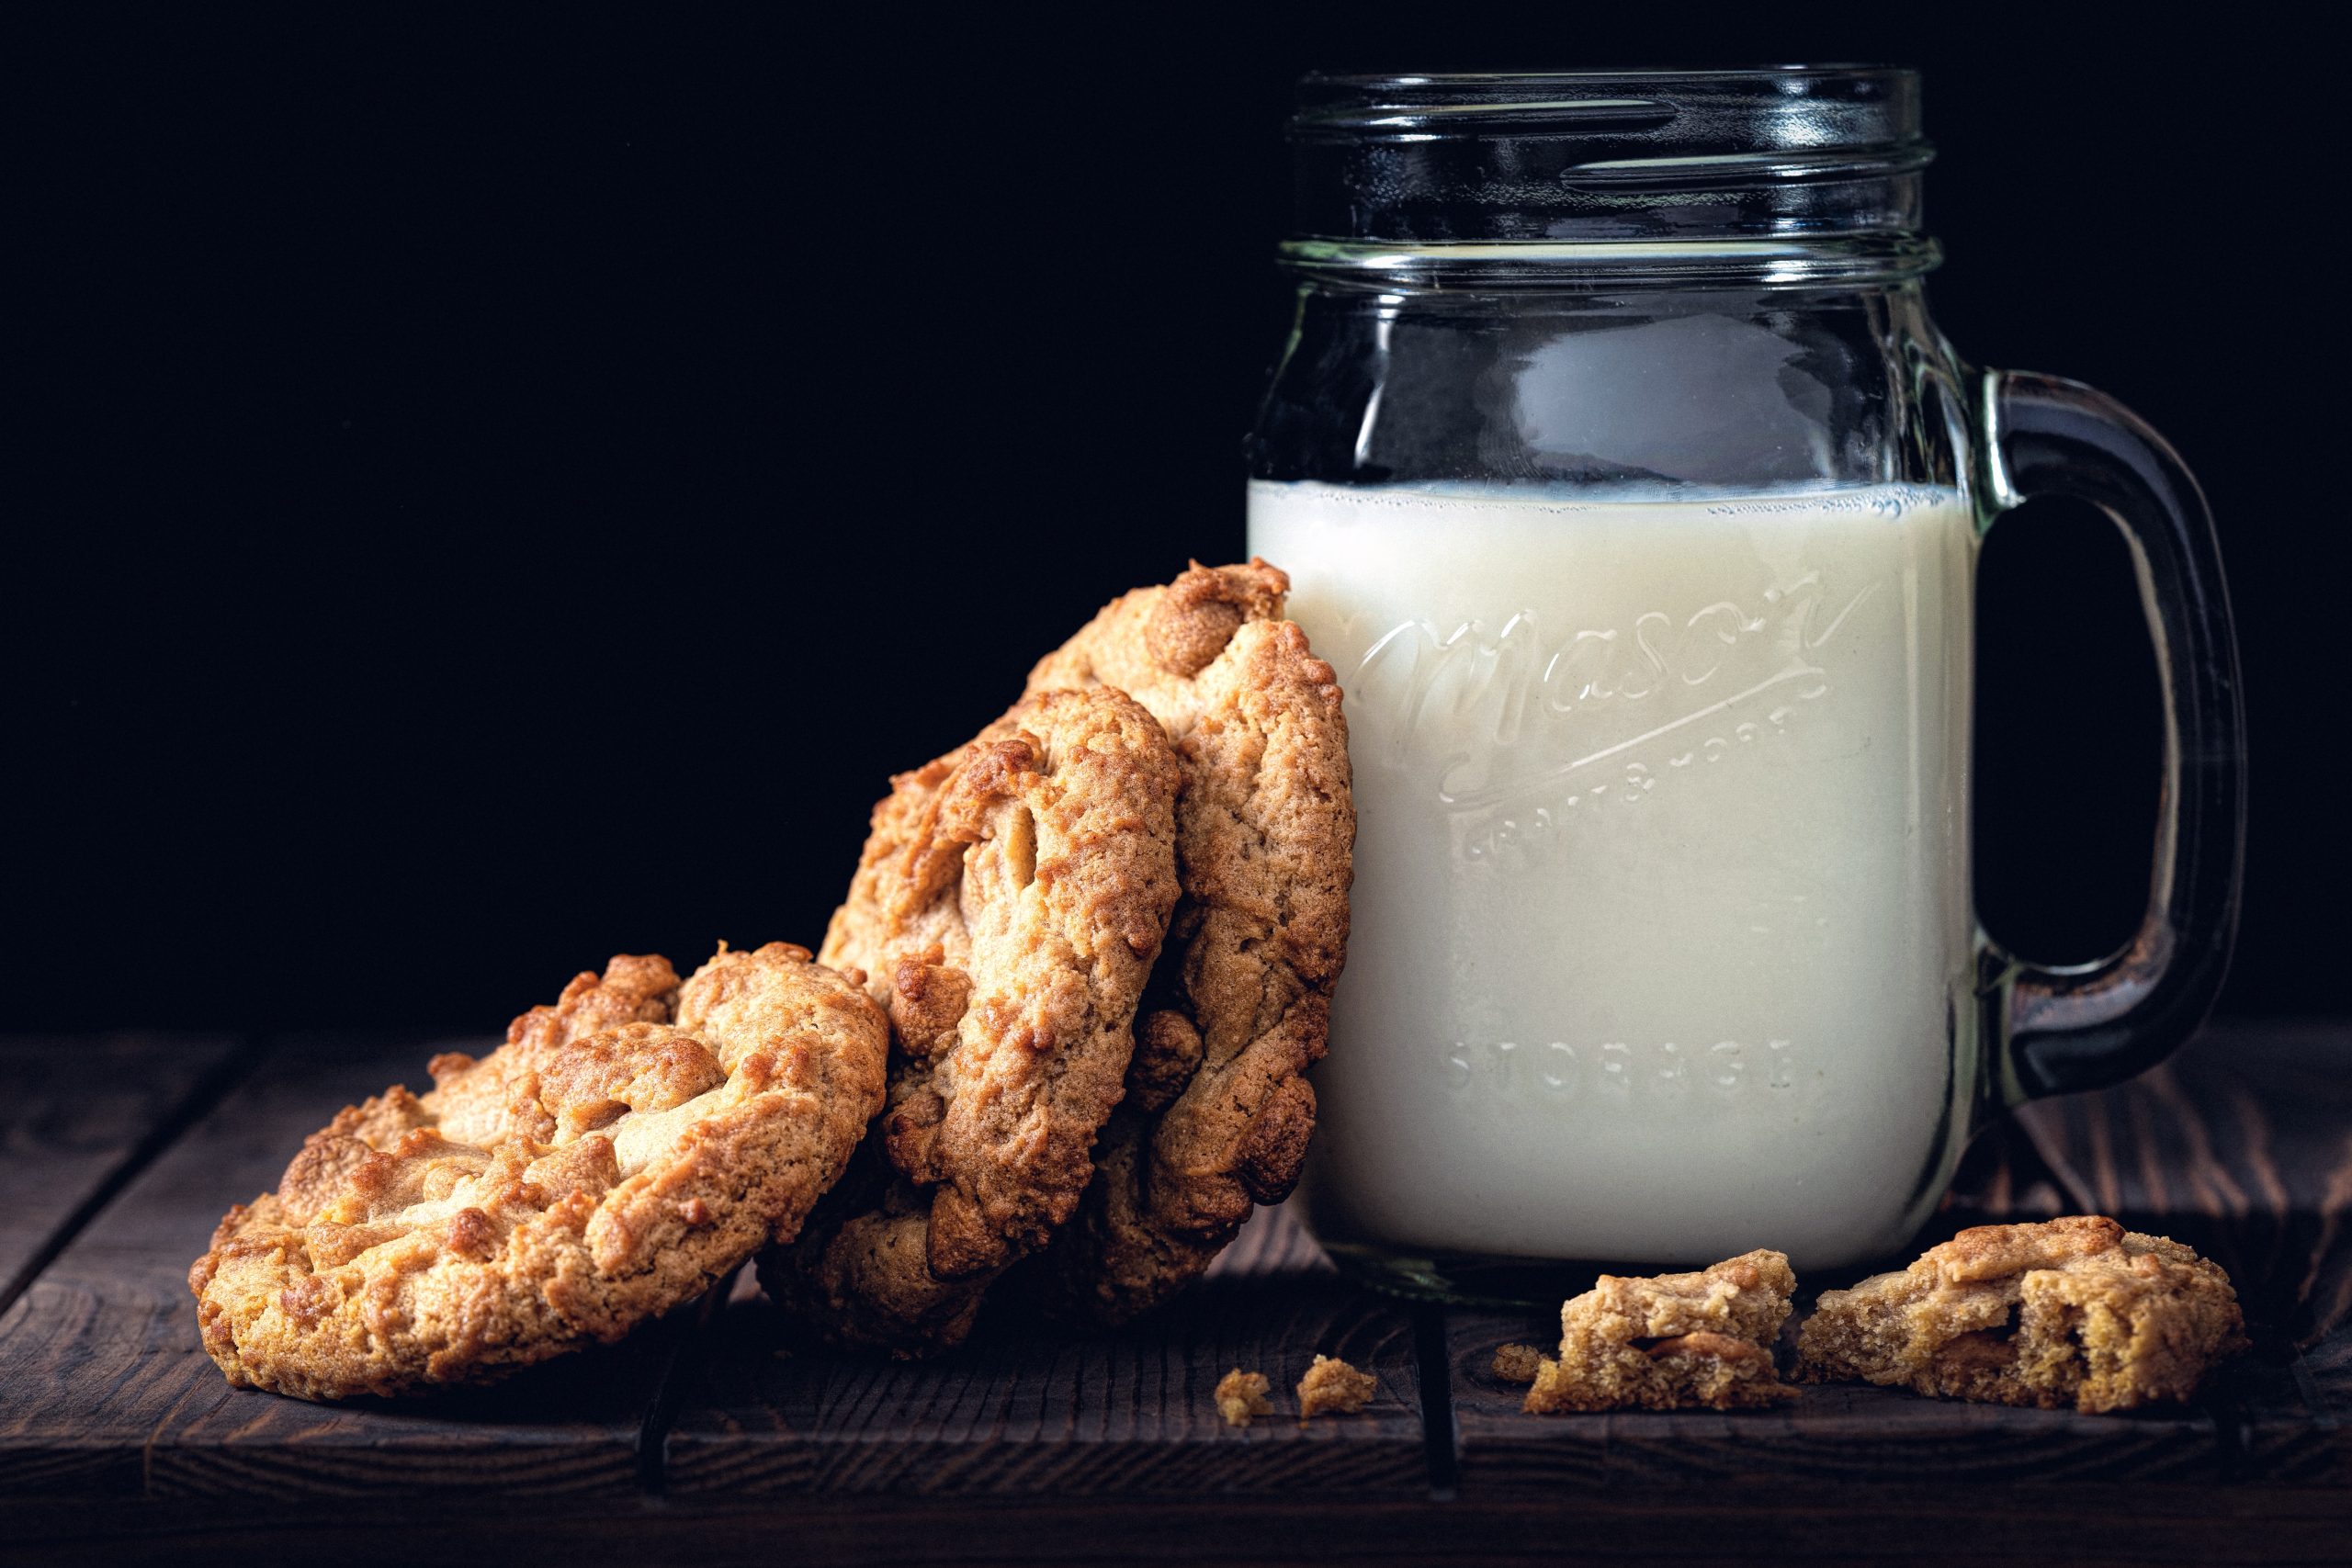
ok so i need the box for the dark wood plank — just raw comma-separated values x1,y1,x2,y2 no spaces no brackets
660,1202,1429,1495
1445,1314,2231,1491
0,1032,247,1314
4,1484,2349,1568
2014,1023,2352,1348
0,1032,695,1499
2014,1021,2352,1483
5,1016,2343,1544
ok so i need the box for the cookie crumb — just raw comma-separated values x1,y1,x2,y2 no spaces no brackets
1216,1367,1274,1428
1490,1343,1544,1384
1296,1353,1378,1418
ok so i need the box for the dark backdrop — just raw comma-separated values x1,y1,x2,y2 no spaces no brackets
15,6,2341,1030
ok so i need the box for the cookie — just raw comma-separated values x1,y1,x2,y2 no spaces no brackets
1523,1251,1799,1414
767,687,1182,1354
1796,1215,2245,1412
190,945,887,1400
1015,560,1354,1326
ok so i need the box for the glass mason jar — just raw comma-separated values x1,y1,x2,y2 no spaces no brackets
1245,67,2245,1301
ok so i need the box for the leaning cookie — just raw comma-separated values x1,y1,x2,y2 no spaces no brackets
190,945,887,1400
1015,560,1354,1327
767,687,1183,1355
1797,1215,2245,1412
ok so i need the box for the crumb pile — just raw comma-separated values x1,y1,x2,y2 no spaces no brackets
1214,1357,1382,1427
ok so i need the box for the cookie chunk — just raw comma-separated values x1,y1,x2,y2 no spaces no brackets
190,946,887,1400
1296,1354,1378,1418
1017,560,1355,1326
768,688,1182,1354
1216,1367,1274,1428
1797,1215,2245,1412
1523,1251,1799,1414
1490,1343,1544,1384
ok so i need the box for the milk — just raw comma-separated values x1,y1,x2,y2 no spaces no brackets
1249,480,1980,1269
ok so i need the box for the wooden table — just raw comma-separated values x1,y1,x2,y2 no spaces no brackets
1,1022,2345,1565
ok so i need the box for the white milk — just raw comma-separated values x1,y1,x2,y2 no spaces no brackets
1250,480,1980,1269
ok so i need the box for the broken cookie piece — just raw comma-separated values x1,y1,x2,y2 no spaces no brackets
1296,1354,1377,1418
1523,1249,1799,1414
1797,1215,2244,1412
1216,1367,1274,1428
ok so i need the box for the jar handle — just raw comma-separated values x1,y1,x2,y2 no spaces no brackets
1976,370,2246,1103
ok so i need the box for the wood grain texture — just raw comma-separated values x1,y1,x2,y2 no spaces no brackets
661,1203,1429,1495
0,1018,2346,1552
1444,1025,2352,1495
2015,1023,2352,1348
0,1032,693,1499
3,1484,2349,1568
2013,1021,2352,1483
1447,1311,2233,1492
0,1033,246,1313
1442,1131,2222,1492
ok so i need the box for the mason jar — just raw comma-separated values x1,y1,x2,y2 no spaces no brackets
1244,67,2245,1300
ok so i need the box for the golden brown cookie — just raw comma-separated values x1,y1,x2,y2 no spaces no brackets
1796,1215,2245,1412
190,945,887,1400
765,687,1183,1354
1015,560,1354,1326
1523,1251,1799,1414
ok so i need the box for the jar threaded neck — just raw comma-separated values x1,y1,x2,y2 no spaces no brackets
1290,67,1932,260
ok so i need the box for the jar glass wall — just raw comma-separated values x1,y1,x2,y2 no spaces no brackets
1246,69,2242,1303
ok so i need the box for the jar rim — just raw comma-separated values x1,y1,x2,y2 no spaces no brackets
1300,64,1914,89
1276,234,1944,290
1285,64,1930,250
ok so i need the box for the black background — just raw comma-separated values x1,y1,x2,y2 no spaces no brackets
15,6,2342,1031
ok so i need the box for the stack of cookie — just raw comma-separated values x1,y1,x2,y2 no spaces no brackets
190,562,1354,1396
774,561,1353,1355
